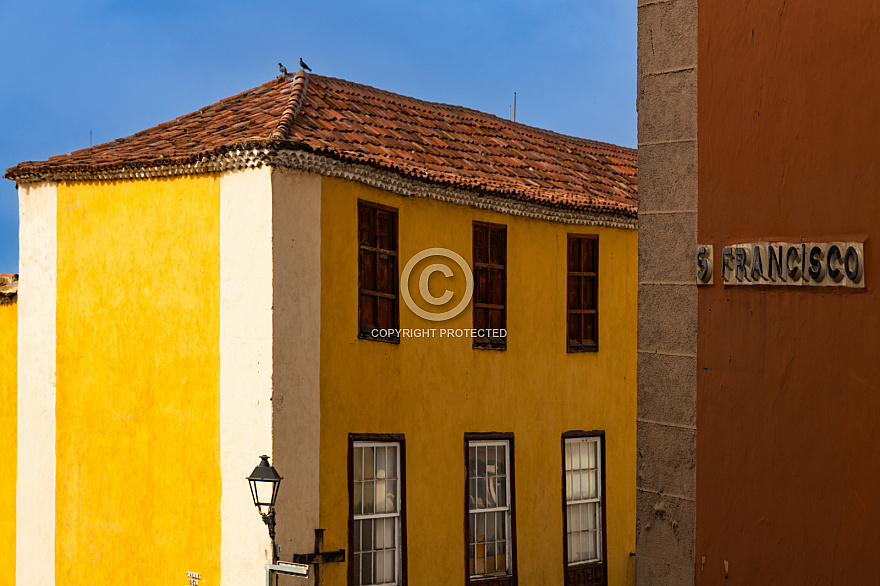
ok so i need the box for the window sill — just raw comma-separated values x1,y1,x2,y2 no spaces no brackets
567,344,598,353
473,340,507,351
358,332,400,344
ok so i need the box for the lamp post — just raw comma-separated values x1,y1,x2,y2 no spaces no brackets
247,455,283,563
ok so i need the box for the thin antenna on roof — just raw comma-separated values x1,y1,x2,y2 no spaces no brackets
513,92,517,122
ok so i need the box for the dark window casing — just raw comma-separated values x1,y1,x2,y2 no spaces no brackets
473,222,507,349
348,433,407,586
358,200,399,342
561,430,607,586
567,234,598,352
464,432,517,586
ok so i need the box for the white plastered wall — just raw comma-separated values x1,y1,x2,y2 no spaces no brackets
219,167,275,583
16,182,57,585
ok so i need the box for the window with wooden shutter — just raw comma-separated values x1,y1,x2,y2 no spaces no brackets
473,222,507,349
359,200,399,342
567,234,598,352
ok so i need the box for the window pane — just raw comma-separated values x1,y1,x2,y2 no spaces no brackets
383,549,394,583
497,476,507,507
581,470,593,499
565,470,572,500
477,476,486,509
497,446,506,475
376,448,387,479
571,442,581,470
363,519,373,550
364,448,375,480
583,440,594,469
374,518,384,549
385,517,395,551
354,447,364,480
375,551,385,584
387,446,397,478
354,481,363,515
469,478,476,509
486,445,497,475
364,481,375,514
469,447,477,478
385,479,398,513
572,467,581,500
477,446,486,478
564,443,572,471
487,477,497,508
361,551,373,586
354,520,363,553
375,479,386,514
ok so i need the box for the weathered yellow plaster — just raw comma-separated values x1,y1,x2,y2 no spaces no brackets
0,300,17,583
318,178,637,585
55,176,221,585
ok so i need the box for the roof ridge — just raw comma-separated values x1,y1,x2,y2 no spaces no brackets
309,73,637,156
270,70,309,141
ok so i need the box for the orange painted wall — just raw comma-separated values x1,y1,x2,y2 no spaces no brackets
698,2,880,583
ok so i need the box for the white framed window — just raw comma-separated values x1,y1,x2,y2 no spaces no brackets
351,440,403,586
467,438,514,581
564,435,603,566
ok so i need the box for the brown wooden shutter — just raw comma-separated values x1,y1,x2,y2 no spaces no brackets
358,200,399,341
473,222,507,349
567,234,598,352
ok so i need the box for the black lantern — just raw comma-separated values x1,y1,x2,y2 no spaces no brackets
248,455,282,562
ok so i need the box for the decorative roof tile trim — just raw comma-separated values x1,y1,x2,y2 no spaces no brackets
7,146,272,184
0,273,18,304
8,144,635,229
273,150,637,230
269,71,309,141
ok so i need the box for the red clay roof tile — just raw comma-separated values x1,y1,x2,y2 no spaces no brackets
6,71,637,218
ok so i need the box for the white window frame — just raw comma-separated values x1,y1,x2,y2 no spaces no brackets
467,439,512,579
564,436,603,566
352,441,402,586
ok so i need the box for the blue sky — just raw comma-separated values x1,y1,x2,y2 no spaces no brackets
0,0,636,273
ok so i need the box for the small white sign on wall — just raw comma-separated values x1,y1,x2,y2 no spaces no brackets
697,242,864,288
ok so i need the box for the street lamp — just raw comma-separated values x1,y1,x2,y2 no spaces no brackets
248,455,283,562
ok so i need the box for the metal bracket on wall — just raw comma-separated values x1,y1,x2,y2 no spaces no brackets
292,529,346,583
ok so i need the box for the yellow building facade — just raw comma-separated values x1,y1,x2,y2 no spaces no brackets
4,71,637,585
0,276,17,585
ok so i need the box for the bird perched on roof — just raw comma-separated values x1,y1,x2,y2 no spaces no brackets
299,58,312,72
279,63,288,76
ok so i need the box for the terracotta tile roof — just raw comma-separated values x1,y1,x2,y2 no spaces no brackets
6,71,637,219
0,274,17,304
